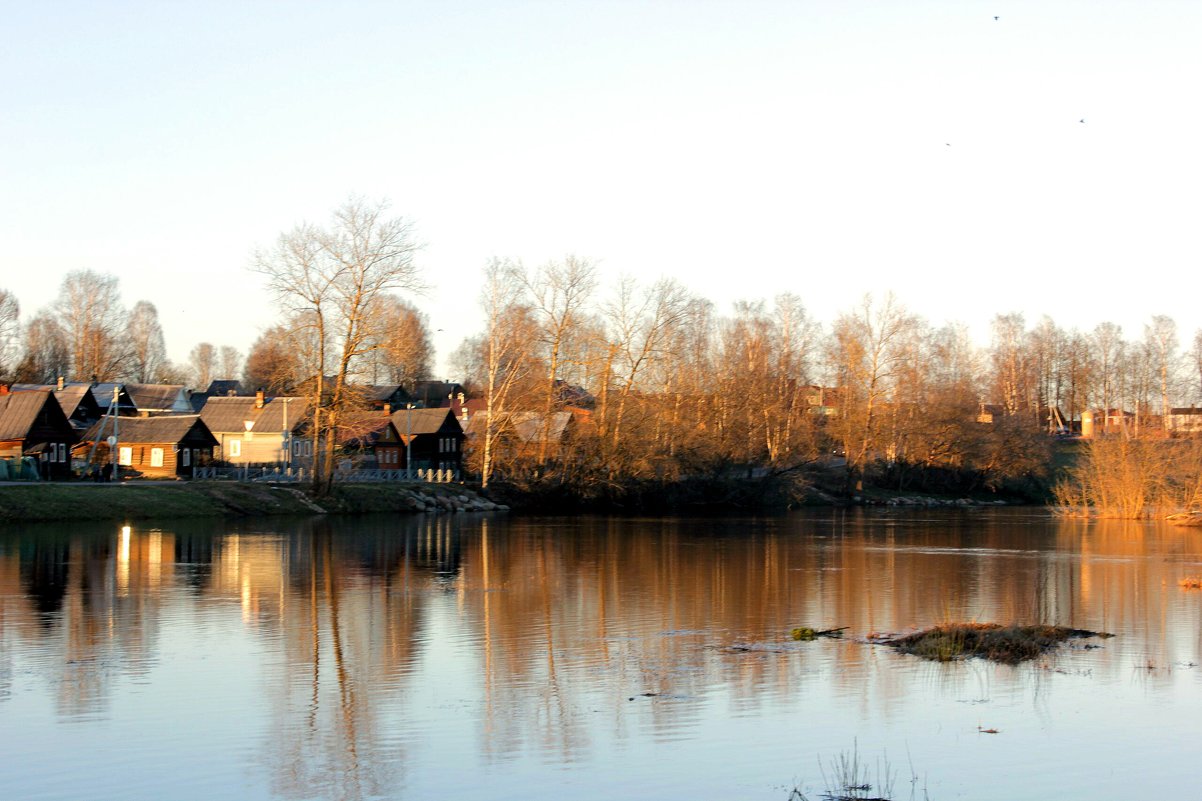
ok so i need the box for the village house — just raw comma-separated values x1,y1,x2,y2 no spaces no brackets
0,389,79,480
10,380,102,432
336,410,403,468
1167,407,1202,435
385,407,465,474
91,383,139,416
76,415,218,479
364,384,416,412
410,380,467,409
125,383,193,416
199,391,311,465
189,380,245,413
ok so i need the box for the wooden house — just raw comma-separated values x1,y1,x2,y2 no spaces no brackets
11,381,102,431
337,411,403,467
1167,407,1202,435
126,383,192,416
199,392,311,465
0,389,79,479
386,407,465,473
77,415,218,479
464,410,579,463
91,383,138,416
365,384,416,412
411,380,466,409
189,380,245,413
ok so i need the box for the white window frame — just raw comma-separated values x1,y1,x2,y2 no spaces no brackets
229,439,242,458
150,448,164,468
182,448,191,467
119,446,133,466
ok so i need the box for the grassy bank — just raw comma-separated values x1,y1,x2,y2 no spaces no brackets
0,481,501,522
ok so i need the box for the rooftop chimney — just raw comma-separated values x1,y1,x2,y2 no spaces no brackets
384,403,391,415
57,376,65,391
255,389,265,409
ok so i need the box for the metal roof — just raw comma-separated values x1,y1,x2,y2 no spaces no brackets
79,415,217,446
0,391,52,441
199,396,310,433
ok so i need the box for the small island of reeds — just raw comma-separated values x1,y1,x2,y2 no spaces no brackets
885,623,1112,664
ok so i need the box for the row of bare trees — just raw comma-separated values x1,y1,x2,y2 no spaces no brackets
0,272,248,388
455,263,1202,493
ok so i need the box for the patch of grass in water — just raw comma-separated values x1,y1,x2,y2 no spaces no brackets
886,623,1112,664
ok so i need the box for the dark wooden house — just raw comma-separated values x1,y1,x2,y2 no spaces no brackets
77,415,218,479
11,382,102,431
0,389,79,479
386,407,465,473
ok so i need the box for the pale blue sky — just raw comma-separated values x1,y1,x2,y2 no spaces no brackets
3,1,1200,376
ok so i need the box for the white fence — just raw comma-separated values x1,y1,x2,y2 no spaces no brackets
192,466,458,483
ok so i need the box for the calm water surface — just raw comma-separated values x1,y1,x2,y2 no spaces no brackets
2,509,1201,800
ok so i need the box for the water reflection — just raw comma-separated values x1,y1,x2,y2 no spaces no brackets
1,510,1201,800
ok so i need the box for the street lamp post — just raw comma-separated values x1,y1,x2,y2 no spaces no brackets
243,420,254,481
406,404,413,479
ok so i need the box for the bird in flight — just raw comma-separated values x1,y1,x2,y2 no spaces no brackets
994,16,999,20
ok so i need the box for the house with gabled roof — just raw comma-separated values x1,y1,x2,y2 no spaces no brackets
76,415,218,479
386,407,465,473
126,383,192,416
0,389,78,479
10,381,102,431
199,391,311,465
411,380,466,408
189,380,244,413
92,383,138,416
364,384,416,412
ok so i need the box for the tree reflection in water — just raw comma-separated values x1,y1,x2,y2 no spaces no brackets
2,510,1202,800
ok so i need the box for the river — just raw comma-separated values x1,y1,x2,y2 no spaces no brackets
1,508,1199,800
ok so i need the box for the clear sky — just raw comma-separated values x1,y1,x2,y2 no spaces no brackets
3,1,1200,377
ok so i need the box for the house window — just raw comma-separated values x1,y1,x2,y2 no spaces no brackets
182,448,191,467
229,439,242,458
119,447,133,466
150,448,164,468
59,443,68,462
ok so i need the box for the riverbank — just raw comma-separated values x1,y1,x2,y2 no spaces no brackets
0,481,506,522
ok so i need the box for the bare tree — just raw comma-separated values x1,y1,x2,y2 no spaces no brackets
51,270,128,381
602,277,691,474
0,288,19,382
989,313,1031,418
254,197,422,492
1144,314,1179,428
1093,322,1125,424
525,255,598,464
244,324,304,393
826,293,916,492
360,295,432,387
13,312,70,383
189,342,216,389
475,258,535,488
126,300,167,382
1192,329,1202,403
219,345,242,381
